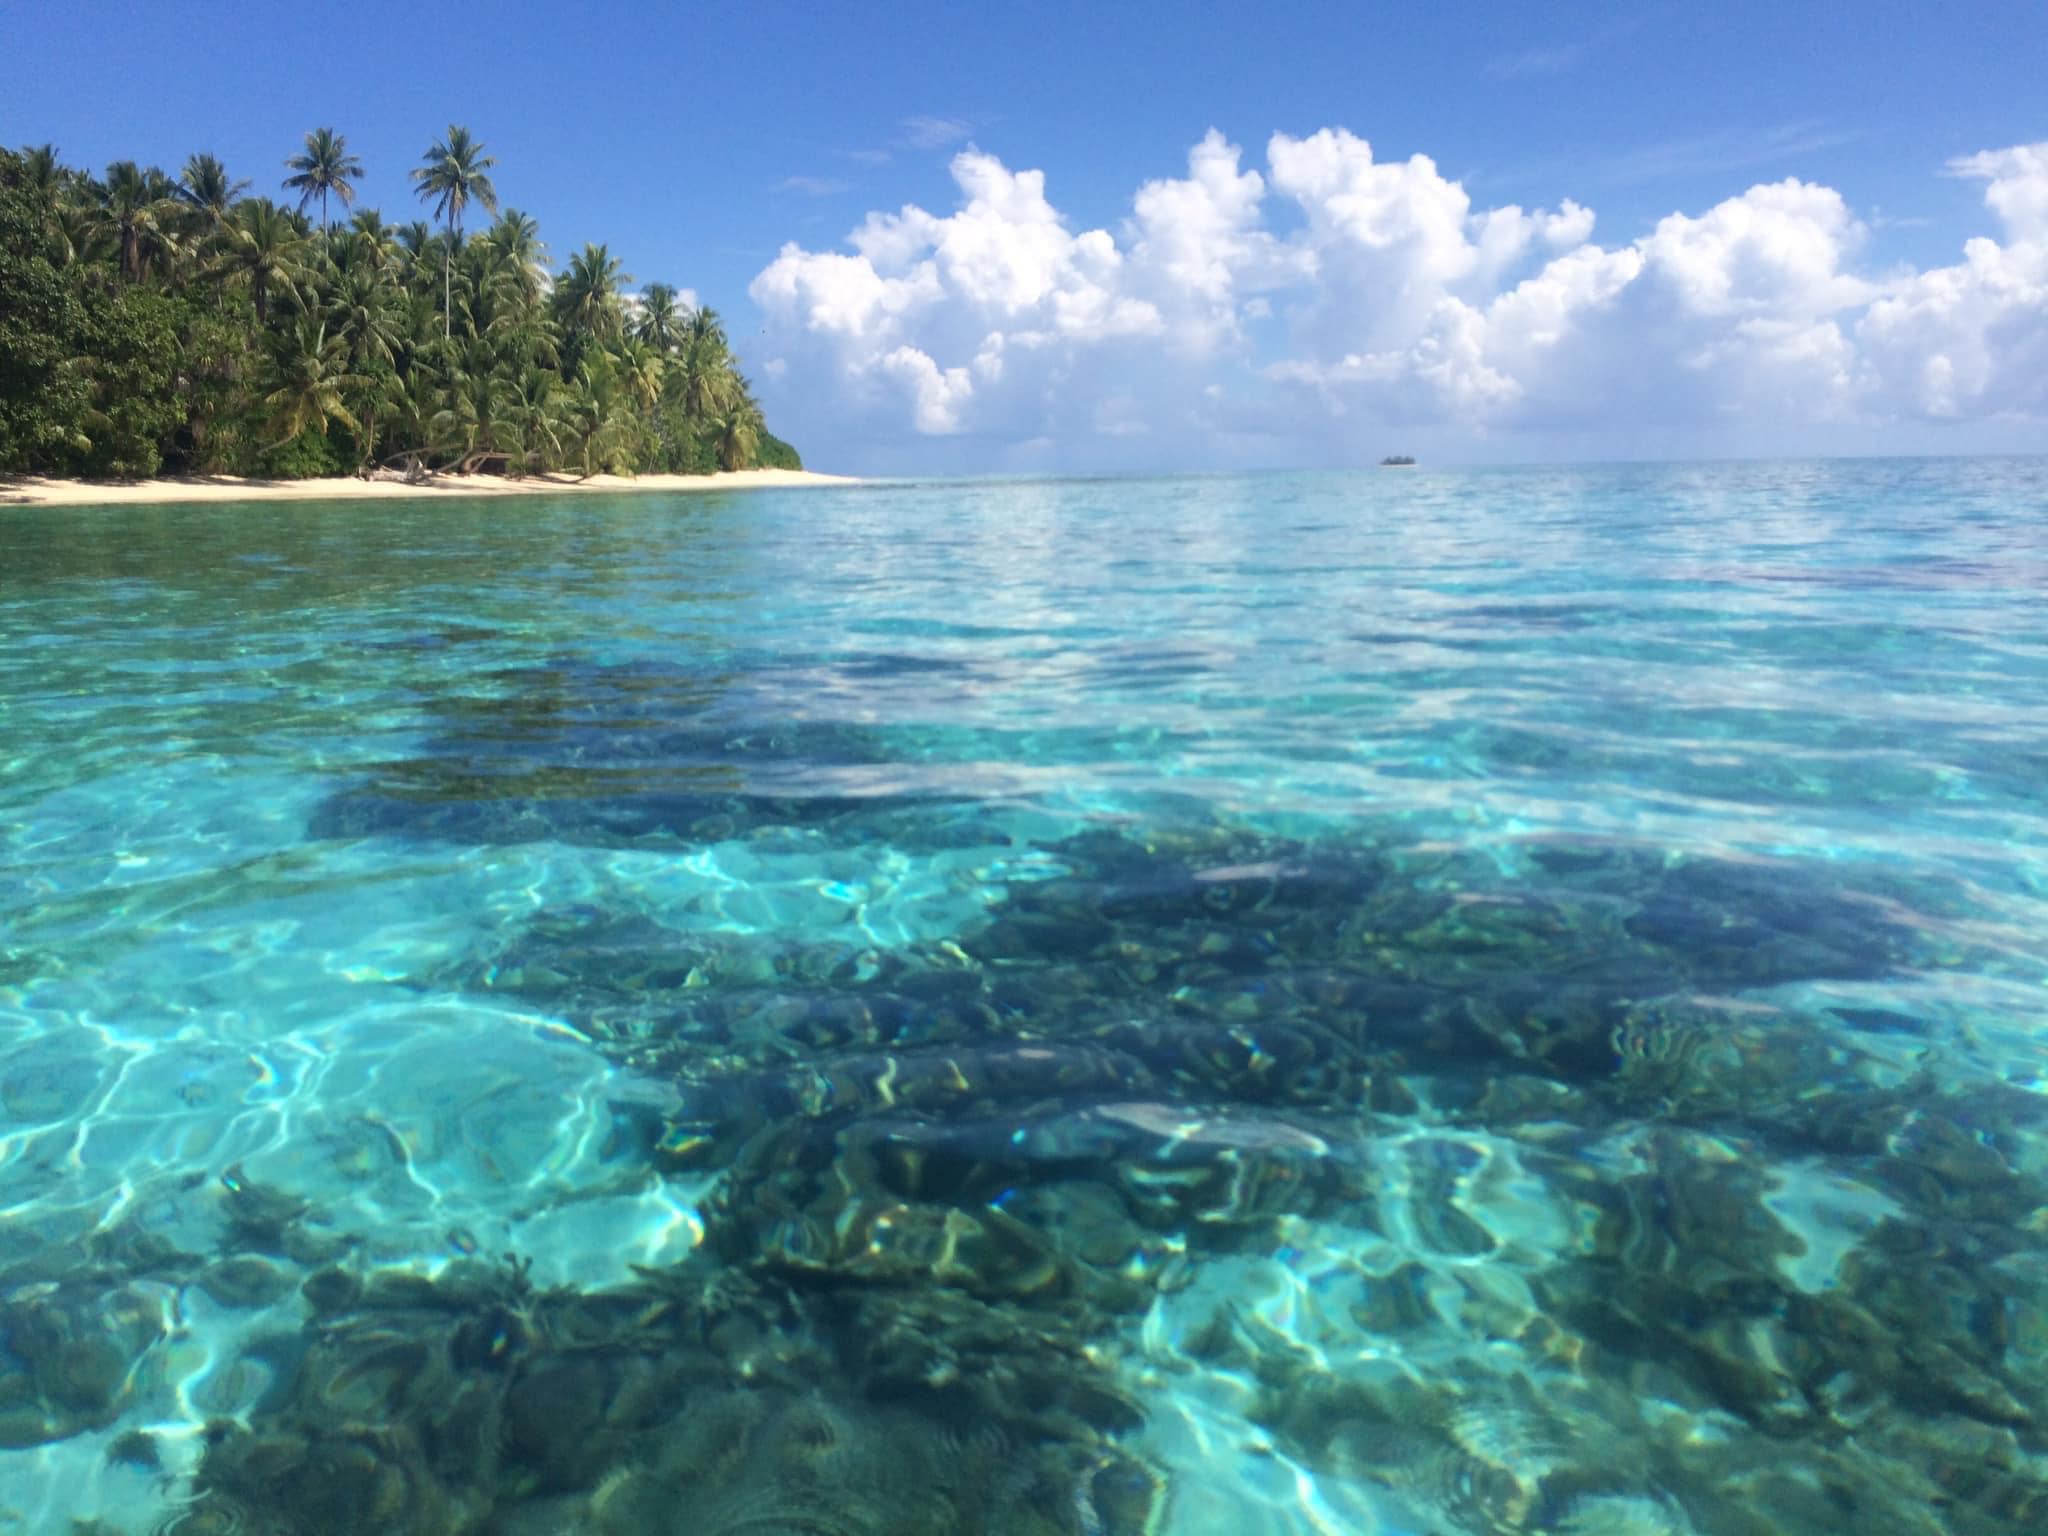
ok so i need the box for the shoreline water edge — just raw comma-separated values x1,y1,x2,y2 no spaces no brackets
1,467,858,508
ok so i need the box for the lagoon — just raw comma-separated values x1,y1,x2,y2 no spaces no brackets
4,460,2048,1534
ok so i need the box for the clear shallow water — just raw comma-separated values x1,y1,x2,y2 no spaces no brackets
2,461,2047,1534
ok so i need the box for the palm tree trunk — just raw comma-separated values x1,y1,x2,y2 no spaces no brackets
445,211,459,339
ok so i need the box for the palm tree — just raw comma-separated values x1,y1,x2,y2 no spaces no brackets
395,218,436,263
330,266,403,373
504,365,568,474
410,125,498,338
49,202,105,269
483,208,548,302
17,144,69,230
552,242,631,345
325,250,403,468
462,235,519,335
436,227,478,339
19,144,65,199
15,147,99,267
431,341,516,473
634,282,687,352
97,161,180,282
144,164,192,284
258,319,367,448
377,366,446,477
486,291,561,372
282,128,364,240
174,309,255,470
562,353,634,479
333,210,401,295
618,337,666,413
175,154,249,312
178,153,249,226
675,306,739,420
207,198,307,324
714,389,765,471
393,283,446,373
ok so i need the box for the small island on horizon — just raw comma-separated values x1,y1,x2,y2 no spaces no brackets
0,130,805,492
1379,454,1417,468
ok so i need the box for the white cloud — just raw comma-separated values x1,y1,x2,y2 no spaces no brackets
879,346,973,433
1638,179,1872,318
900,115,975,151
777,176,852,198
747,131,2048,470
1948,142,2048,241
1126,130,1291,353
1855,146,2048,422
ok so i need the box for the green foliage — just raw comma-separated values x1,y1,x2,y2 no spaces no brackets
95,160,182,283
756,431,802,471
669,421,723,476
257,319,365,447
6,134,802,485
259,427,345,479
0,151,90,470
553,243,631,349
76,287,184,477
170,307,260,473
282,127,363,235
206,199,307,325
178,153,249,223
410,126,497,233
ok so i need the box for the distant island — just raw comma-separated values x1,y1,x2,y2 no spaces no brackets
0,129,802,488
1379,455,1417,468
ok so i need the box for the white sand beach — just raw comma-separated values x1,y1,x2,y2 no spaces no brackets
1,467,857,508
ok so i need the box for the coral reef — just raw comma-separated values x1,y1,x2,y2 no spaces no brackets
9,655,2041,1532
178,1251,1160,1535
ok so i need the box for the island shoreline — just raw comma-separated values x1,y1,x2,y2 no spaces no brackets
2,468,858,509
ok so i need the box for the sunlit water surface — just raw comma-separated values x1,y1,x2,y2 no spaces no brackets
4,462,2048,1535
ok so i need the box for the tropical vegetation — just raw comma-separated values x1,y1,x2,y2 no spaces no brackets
0,128,799,480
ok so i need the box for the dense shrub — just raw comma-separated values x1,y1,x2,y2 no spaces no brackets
76,288,185,477
259,427,346,479
756,431,802,471
0,169,89,472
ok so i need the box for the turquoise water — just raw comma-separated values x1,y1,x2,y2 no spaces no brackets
3,461,2047,1534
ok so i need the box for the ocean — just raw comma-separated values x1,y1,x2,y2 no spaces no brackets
3,459,2046,1534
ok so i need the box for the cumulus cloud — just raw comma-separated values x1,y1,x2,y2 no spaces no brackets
1949,143,2048,240
747,130,2048,469
1855,146,2048,422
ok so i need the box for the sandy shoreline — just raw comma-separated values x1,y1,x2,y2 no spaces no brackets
0,467,858,509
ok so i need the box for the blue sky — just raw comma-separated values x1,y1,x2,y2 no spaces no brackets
5,0,2046,471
